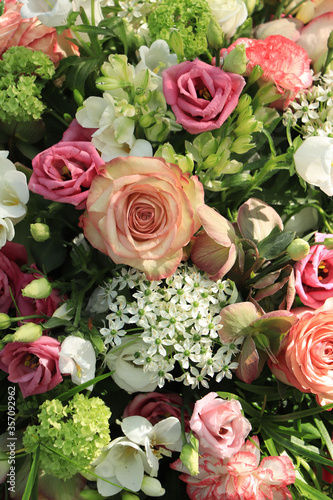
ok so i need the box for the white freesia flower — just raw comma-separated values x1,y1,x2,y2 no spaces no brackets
94,437,152,497
136,40,177,91
0,158,29,221
141,476,166,497
59,336,96,390
105,336,158,393
294,136,333,196
208,0,248,38
71,0,104,42
0,218,14,249
121,415,182,475
52,303,74,320
20,0,72,27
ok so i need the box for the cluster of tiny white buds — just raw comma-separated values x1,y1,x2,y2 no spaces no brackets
95,264,240,388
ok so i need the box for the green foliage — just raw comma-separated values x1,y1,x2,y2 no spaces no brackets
23,394,111,480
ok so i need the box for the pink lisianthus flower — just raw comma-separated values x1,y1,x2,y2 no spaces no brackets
0,336,62,398
0,241,27,313
61,119,97,143
226,35,312,108
171,436,295,500
123,392,191,431
294,232,333,309
80,156,204,281
189,392,251,459
0,0,79,64
28,141,105,210
269,297,333,406
162,58,245,134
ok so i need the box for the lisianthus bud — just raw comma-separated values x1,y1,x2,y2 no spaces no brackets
248,64,264,85
30,222,50,242
169,31,185,60
207,16,224,50
236,94,252,113
223,45,247,74
5,323,43,343
22,277,52,299
234,116,261,136
141,476,165,497
77,489,104,500
0,313,11,330
287,238,310,261
180,443,199,476
121,493,140,500
324,237,333,250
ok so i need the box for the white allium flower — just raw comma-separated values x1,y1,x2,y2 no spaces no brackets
290,98,319,123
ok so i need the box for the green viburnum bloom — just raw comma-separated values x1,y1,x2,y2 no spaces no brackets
147,0,212,60
23,394,111,479
0,46,55,123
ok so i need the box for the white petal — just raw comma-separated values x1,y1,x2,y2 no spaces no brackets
121,416,152,445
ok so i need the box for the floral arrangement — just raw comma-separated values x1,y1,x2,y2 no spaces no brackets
1,0,333,499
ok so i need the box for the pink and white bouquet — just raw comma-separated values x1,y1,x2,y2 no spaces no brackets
1,0,333,499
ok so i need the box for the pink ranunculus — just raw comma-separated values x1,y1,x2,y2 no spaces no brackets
123,392,191,431
294,232,333,309
189,392,251,459
80,156,205,280
0,0,79,64
16,265,62,324
0,242,27,314
0,336,62,398
226,35,312,108
270,297,333,406
171,435,295,500
28,142,105,210
61,119,97,143
162,58,245,134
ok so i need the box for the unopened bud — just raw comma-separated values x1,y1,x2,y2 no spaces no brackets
73,89,84,107
207,16,224,50
230,135,255,154
121,493,140,500
0,313,11,330
79,490,105,500
169,31,184,60
141,476,165,497
223,45,247,74
236,94,252,114
287,238,310,261
203,154,219,169
30,223,50,242
5,323,43,343
22,278,52,299
248,65,264,85
178,155,194,173
139,114,156,129
324,237,333,250
180,443,199,476
328,30,333,50
234,116,260,136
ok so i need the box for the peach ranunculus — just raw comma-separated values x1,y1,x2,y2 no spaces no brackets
80,156,205,280
171,435,295,500
0,0,79,64
270,298,333,406
226,35,312,108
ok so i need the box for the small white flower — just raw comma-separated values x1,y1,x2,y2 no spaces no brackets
20,0,72,27
0,218,14,249
0,158,29,221
59,336,96,390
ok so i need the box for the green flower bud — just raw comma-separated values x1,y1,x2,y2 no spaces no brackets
139,114,156,128
255,83,281,106
248,65,264,85
10,323,42,343
30,223,50,242
328,30,333,50
203,154,219,169
0,313,11,329
234,116,261,136
236,94,252,114
223,45,247,75
287,238,310,261
207,16,223,50
121,494,140,500
169,31,185,60
324,237,333,250
178,155,194,173
79,490,105,500
155,143,177,163
22,278,52,299
180,443,199,476
73,89,84,107
230,135,255,154
141,476,165,497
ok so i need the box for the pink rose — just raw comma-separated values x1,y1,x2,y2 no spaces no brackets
189,392,251,459
0,0,79,64
0,336,62,398
270,298,333,406
294,232,333,309
171,435,295,500
226,35,312,108
162,58,245,134
28,142,105,210
16,265,62,324
0,242,27,314
80,156,204,280
123,392,191,430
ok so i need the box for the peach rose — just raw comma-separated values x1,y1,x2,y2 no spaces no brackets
80,156,204,280
0,0,79,64
270,298,333,406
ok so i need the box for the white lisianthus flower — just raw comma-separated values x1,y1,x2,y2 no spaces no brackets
0,218,14,249
208,0,248,38
20,0,72,27
94,437,153,497
121,416,182,475
105,336,158,393
294,136,333,196
59,336,96,390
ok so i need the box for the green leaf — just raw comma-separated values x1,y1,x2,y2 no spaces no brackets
294,478,332,500
258,230,295,259
314,416,333,460
22,446,40,500
216,391,261,418
56,371,113,402
267,403,333,421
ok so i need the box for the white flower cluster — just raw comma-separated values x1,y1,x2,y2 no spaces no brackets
284,70,333,138
96,264,241,390
0,152,29,248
